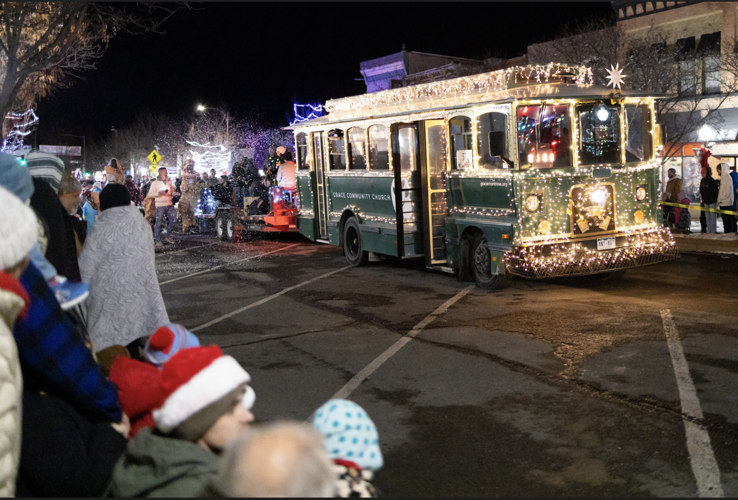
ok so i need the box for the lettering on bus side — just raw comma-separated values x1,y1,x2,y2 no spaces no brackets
480,181,511,188
333,192,392,201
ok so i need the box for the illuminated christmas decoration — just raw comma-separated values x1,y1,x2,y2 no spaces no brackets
289,103,325,126
185,140,232,173
2,109,38,153
605,64,627,90
195,187,216,217
324,63,593,120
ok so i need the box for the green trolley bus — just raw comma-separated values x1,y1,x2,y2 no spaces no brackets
289,63,678,289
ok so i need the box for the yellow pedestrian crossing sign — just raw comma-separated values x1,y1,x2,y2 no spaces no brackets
148,150,162,165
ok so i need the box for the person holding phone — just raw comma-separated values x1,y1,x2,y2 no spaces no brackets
147,167,176,246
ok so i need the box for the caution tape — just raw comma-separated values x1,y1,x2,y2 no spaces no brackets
659,201,738,216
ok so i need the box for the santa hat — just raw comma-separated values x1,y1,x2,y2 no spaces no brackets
143,323,200,368
152,346,255,441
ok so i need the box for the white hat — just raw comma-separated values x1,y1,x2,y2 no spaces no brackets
0,185,37,270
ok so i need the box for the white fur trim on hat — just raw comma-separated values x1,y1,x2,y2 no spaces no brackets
0,185,37,270
153,356,251,433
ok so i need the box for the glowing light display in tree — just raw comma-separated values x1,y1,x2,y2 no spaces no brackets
2,109,38,153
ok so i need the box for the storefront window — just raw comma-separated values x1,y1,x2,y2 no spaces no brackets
347,127,367,170
368,125,389,169
682,156,702,203
517,105,571,168
577,103,621,165
449,116,473,170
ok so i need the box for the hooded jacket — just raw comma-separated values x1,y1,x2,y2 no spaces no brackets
0,272,27,496
107,428,219,497
718,166,735,207
80,204,169,350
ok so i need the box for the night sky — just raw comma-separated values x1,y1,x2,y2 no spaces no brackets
34,2,613,145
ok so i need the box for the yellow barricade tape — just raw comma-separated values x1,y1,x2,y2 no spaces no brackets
659,201,738,216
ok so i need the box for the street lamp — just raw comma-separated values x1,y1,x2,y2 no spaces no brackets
196,104,229,147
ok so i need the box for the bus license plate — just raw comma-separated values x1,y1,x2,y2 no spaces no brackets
597,237,616,250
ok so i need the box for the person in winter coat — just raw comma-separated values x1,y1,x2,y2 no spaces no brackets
107,346,256,497
717,163,736,233
148,167,176,245
661,168,683,225
0,185,37,496
124,174,141,206
700,166,719,234
80,184,170,356
675,190,692,233
179,159,200,234
310,399,383,498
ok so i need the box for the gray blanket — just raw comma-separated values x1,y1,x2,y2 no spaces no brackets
80,205,169,351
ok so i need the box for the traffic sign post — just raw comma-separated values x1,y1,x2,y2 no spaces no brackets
148,150,162,165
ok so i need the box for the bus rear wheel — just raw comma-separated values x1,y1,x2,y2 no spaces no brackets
343,217,368,267
470,232,511,290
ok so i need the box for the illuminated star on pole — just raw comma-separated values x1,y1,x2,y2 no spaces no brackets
605,63,627,90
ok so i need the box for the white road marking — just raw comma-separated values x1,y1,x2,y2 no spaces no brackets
190,265,352,332
158,243,300,286
331,284,475,400
162,242,216,254
661,309,724,498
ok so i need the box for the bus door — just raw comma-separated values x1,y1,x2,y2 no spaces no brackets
313,131,329,240
418,119,448,265
391,123,422,258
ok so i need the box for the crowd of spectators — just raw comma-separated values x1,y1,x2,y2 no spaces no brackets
0,150,385,497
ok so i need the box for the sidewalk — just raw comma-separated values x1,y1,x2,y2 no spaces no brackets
670,215,738,255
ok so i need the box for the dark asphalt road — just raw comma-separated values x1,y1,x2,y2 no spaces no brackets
155,234,738,497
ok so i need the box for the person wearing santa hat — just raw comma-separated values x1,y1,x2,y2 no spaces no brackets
108,345,256,497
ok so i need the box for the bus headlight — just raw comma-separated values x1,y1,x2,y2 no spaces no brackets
591,189,607,205
525,194,541,212
636,186,647,201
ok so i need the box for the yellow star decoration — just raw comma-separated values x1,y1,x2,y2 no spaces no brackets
605,63,627,90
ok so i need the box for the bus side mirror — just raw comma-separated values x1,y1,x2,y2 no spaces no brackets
654,124,664,149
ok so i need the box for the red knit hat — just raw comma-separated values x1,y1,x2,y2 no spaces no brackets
152,346,254,435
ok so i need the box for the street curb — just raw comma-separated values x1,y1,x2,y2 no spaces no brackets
672,233,738,255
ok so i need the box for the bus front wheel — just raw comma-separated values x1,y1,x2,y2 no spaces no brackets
470,232,511,290
343,217,368,267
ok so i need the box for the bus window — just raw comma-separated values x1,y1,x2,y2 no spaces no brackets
398,126,417,172
296,133,310,170
478,112,508,169
449,116,473,170
328,129,346,170
517,105,571,168
348,127,367,170
577,103,620,165
368,125,390,170
624,104,653,163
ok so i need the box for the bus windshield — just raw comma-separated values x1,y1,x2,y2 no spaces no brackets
577,103,621,165
517,105,571,169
